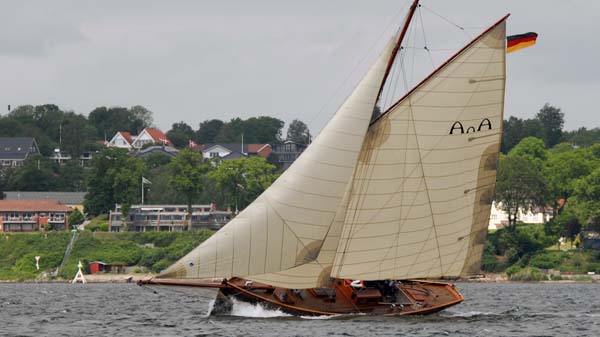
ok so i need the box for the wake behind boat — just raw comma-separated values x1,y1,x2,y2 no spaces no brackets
141,0,508,316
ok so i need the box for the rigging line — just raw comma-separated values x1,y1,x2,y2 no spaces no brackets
419,4,466,33
306,2,410,132
418,5,437,70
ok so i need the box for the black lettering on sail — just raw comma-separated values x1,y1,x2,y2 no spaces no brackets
466,126,476,133
478,118,492,131
449,121,464,135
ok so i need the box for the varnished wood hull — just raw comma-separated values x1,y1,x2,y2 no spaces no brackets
140,277,463,316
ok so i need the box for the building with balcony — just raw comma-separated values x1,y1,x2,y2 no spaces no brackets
108,204,232,232
271,141,307,170
0,200,73,232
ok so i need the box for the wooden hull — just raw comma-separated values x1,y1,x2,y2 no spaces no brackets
140,277,463,316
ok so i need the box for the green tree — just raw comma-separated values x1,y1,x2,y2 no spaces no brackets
508,136,547,162
495,155,547,229
84,148,146,217
195,119,224,144
208,156,278,210
215,118,244,143
286,119,310,144
61,112,97,157
143,152,173,169
88,106,153,139
536,103,564,148
166,122,195,148
56,160,87,192
68,208,85,229
7,155,57,191
543,149,594,214
570,167,600,231
168,150,208,230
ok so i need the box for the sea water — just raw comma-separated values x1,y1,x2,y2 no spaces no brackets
0,282,599,337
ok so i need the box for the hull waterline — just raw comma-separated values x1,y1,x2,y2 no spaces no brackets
139,277,464,316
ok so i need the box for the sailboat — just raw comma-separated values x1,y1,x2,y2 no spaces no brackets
140,0,508,316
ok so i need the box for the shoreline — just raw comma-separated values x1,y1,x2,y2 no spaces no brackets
1,273,599,284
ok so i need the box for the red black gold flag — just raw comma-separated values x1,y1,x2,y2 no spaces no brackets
507,32,538,53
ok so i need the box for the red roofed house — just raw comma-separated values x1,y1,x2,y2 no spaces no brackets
131,128,170,149
108,131,135,150
0,200,73,232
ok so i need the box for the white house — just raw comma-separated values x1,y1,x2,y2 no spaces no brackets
108,131,135,150
107,128,169,151
488,201,553,230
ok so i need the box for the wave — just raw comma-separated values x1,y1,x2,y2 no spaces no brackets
229,299,291,318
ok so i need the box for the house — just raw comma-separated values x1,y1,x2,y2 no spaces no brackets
488,201,553,230
107,128,171,151
49,149,94,167
3,191,86,213
270,141,307,170
0,199,73,232
200,143,271,160
0,137,40,169
131,128,170,149
135,145,179,158
108,131,135,150
108,204,232,232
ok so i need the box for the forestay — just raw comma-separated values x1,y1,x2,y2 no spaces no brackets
331,20,507,280
158,35,399,280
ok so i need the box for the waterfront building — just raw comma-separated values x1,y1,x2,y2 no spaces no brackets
0,200,72,232
108,204,232,232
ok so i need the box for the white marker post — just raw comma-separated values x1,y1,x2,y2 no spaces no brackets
72,260,87,284
35,256,40,270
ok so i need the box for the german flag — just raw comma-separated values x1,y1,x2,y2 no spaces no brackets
507,32,538,53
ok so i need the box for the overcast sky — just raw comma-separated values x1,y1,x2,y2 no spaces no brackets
1,0,598,135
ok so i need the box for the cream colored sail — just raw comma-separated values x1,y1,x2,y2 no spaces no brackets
331,21,507,280
159,35,399,280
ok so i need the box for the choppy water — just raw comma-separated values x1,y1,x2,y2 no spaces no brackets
1,282,599,337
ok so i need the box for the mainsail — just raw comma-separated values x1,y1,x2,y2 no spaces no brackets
248,16,508,288
159,34,400,280
331,18,507,280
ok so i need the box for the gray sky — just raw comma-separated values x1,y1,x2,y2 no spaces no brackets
1,0,598,135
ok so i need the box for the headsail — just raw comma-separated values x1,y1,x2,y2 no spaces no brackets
330,17,508,281
158,34,400,280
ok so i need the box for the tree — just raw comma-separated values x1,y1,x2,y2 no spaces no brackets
208,156,278,210
68,208,85,229
84,148,146,216
215,118,244,143
129,105,154,133
61,112,97,157
143,152,173,169
569,167,600,231
7,155,57,191
195,119,224,144
495,155,547,229
166,122,195,148
243,116,284,143
168,150,207,230
287,119,310,144
501,117,544,154
543,149,594,214
536,103,564,148
508,137,547,162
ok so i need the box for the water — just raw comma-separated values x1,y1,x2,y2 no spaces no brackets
1,282,599,336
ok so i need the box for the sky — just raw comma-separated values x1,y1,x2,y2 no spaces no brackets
1,0,598,135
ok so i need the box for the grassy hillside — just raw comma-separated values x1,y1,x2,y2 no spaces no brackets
0,230,212,281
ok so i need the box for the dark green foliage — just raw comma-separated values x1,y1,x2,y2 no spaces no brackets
286,119,310,144
68,209,85,228
88,106,153,139
84,148,147,216
501,103,564,153
536,103,564,148
166,122,195,148
529,250,568,269
195,119,224,144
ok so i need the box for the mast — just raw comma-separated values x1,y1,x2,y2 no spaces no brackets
376,0,420,102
